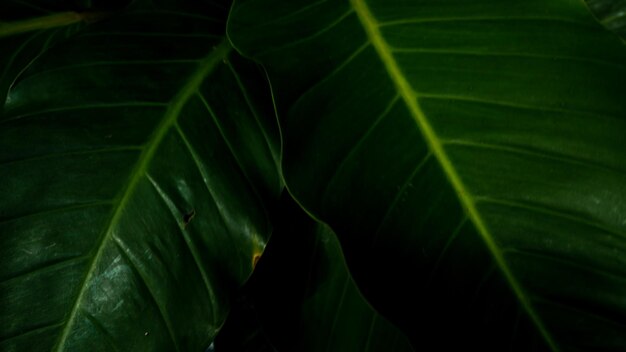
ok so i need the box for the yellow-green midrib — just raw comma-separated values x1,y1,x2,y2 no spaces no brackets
52,41,232,352
349,0,559,349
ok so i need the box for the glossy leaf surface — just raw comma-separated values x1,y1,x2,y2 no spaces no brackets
215,195,413,352
0,1,281,351
229,0,626,350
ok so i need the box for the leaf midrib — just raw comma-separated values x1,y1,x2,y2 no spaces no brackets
349,0,558,349
0,12,84,38
52,40,232,352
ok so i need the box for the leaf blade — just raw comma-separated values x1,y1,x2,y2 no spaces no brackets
52,39,233,352
350,0,557,348
229,0,626,349
1,2,281,350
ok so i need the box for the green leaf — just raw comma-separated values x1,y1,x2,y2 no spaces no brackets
215,194,413,352
229,0,626,350
0,2,87,114
0,12,82,39
0,1,131,115
0,2,281,351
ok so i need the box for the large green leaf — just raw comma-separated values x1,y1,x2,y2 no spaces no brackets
0,1,281,351
215,194,413,352
229,0,626,350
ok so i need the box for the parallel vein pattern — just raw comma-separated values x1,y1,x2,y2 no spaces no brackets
52,40,232,352
1,5,280,351
229,0,626,349
350,0,557,348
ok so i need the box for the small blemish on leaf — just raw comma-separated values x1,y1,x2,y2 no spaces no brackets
144,331,149,336
183,209,196,229
252,253,262,269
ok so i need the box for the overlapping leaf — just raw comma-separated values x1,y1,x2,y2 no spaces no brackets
0,1,281,350
229,0,626,350
215,195,413,352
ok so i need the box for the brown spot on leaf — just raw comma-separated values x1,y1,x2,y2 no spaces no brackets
252,253,262,269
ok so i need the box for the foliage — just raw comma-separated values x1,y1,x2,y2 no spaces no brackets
1,0,626,351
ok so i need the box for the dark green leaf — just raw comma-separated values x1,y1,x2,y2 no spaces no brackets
229,0,626,350
0,0,131,115
215,194,413,352
1,4,84,113
0,2,281,351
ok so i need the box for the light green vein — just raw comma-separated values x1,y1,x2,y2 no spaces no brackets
363,314,377,352
418,93,622,122
0,29,45,88
111,238,180,351
427,216,469,287
245,0,331,28
441,139,626,178
0,200,113,226
325,276,350,352
146,172,221,326
81,310,122,352
502,248,626,283
225,62,280,171
257,9,355,56
371,152,432,244
474,196,626,240
291,41,370,109
0,255,90,287
350,0,559,350
377,16,591,28
0,321,65,346
533,296,626,330
0,12,84,38
321,94,400,205
52,40,232,352
195,91,265,213
388,48,625,71
0,146,142,168
19,60,201,83
1,102,168,124
600,11,626,27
